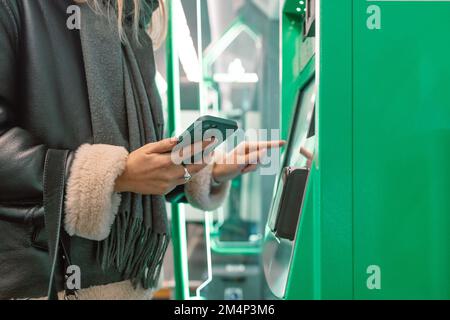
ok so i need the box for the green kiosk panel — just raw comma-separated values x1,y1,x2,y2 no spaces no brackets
264,0,450,300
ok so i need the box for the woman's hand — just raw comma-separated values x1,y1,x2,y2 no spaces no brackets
114,138,209,195
212,141,286,184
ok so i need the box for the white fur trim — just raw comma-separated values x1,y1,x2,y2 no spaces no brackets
185,163,230,211
65,144,129,241
34,280,153,300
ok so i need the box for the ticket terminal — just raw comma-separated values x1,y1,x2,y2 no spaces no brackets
263,0,450,299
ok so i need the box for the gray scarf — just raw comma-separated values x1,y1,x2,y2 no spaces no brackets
79,1,169,289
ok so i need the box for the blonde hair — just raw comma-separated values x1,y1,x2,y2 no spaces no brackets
77,0,167,46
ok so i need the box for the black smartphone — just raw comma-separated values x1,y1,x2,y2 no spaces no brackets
175,115,238,163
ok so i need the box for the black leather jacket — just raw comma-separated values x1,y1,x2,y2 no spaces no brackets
0,0,177,299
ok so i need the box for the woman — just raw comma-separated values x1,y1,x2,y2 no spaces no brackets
0,0,283,299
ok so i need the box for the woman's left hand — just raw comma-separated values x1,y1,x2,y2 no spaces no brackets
212,140,286,184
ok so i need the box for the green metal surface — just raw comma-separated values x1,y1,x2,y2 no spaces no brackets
267,0,450,300
352,0,450,299
280,6,304,140
284,0,353,299
166,0,190,300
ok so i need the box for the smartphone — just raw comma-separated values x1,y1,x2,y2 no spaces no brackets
175,115,238,163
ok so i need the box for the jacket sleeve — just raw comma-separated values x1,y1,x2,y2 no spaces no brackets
0,0,51,205
0,2,128,242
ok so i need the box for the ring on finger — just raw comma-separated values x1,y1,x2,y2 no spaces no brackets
183,166,192,182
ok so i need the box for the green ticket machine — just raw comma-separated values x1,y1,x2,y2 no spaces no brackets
264,0,450,299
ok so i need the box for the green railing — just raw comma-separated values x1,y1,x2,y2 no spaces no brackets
166,0,189,300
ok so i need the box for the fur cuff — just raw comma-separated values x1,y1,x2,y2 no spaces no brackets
185,164,230,211
65,144,129,241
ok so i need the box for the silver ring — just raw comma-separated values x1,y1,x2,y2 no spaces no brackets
183,166,192,182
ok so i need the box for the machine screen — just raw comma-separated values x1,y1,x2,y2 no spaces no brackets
286,78,316,168
267,77,316,233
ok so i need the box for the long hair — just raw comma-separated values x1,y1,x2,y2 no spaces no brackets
77,0,167,46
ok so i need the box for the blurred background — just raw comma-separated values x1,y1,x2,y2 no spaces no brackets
152,0,281,300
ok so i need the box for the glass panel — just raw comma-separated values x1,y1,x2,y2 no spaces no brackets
286,79,316,167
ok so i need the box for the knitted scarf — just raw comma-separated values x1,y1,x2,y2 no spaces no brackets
79,0,169,289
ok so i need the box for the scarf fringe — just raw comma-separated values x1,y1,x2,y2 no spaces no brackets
97,210,169,289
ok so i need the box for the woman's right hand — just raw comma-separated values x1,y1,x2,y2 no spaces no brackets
114,138,208,195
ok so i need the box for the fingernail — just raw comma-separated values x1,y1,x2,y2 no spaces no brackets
170,137,179,143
